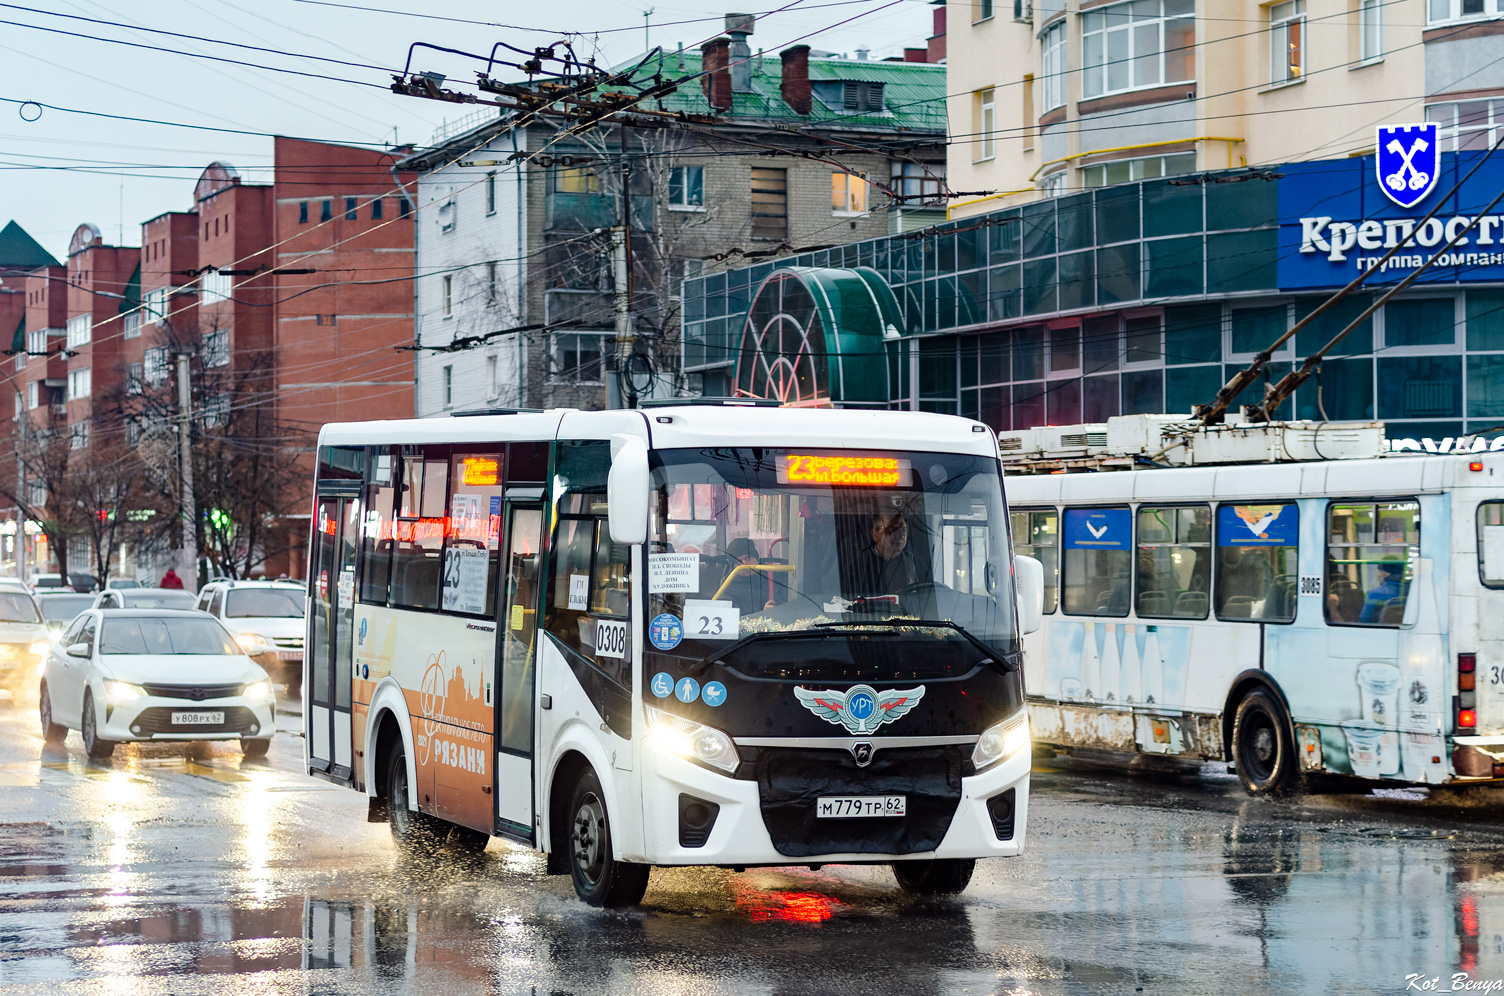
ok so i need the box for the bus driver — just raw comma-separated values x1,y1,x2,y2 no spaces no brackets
855,511,920,596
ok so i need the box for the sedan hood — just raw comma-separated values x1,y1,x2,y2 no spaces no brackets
0,621,49,643
99,654,268,685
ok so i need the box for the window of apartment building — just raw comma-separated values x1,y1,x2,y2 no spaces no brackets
201,270,232,305
486,260,498,301
892,162,946,206
28,329,45,356
841,82,885,113
27,383,37,410
486,354,499,399
1358,0,1383,61
669,165,705,209
203,328,230,368
69,421,88,450
399,197,411,217
299,201,309,223
1021,75,1036,152
1270,0,1305,85
442,275,453,317
145,287,168,325
123,310,142,339
1081,152,1197,187
1428,99,1504,152
13,351,22,373
203,394,229,429
372,198,383,220
1039,170,1068,197
438,196,457,233
1081,0,1194,100
66,314,90,349
345,197,358,221
1429,0,1502,22
486,171,497,215
551,332,606,384
750,167,788,240
320,200,333,222
832,172,869,215
144,347,169,386
1040,20,1066,111
126,362,142,396
975,88,997,162
973,0,993,22
442,364,454,408
68,367,90,401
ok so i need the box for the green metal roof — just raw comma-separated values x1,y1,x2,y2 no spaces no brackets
611,49,946,134
118,262,141,315
0,221,60,270
10,314,23,355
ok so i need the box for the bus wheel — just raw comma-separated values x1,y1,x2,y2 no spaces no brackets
892,858,976,895
567,768,649,907
386,744,440,854
1231,689,1299,796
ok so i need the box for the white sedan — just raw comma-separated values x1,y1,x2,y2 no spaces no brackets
38,609,276,759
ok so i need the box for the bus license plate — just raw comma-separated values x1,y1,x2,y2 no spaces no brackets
816,795,905,818
171,711,224,725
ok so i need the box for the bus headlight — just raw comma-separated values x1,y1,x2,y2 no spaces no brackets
973,712,1029,771
106,680,145,703
645,706,739,774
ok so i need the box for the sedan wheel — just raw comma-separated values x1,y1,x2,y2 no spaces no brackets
81,690,115,760
39,683,66,744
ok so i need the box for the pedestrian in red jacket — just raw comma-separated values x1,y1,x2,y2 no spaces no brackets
159,568,184,589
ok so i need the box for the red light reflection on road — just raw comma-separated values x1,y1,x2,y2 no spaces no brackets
734,882,840,923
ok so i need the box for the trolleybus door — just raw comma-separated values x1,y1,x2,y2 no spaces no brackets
308,496,358,782
495,501,544,840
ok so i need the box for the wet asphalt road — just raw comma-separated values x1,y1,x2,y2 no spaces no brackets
4,693,1504,995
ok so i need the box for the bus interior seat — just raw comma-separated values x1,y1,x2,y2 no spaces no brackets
1335,587,1363,621
1137,590,1169,616
1222,595,1255,618
393,556,441,606
1174,591,1208,616
1380,597,1407,625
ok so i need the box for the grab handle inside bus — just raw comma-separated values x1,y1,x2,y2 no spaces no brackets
607,434,649,546
1014,554,1044,636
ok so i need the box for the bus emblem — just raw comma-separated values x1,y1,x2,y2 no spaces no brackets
851,742,874,767
794,684,926,735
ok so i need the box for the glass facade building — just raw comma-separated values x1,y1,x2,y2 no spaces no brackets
682,150,1504,442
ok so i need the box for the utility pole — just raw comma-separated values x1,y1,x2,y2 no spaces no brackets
607,125,637,409
176,353,197,592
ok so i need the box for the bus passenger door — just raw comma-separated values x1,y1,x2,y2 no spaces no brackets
308,496,359,782
495,502,544,841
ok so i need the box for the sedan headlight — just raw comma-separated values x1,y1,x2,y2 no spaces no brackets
243,681,271,700
235,632,269,654
644,705,739,774
972,712,1030,771
106,680,145,703
28,640,50,657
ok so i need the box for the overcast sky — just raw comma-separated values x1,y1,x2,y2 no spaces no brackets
0,0,936,261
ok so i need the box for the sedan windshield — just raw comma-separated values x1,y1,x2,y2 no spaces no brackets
226,589,304,618
0,591,41,624
100,617,240,655
121,591,199,610
648,447,1016,657
38,594,94,624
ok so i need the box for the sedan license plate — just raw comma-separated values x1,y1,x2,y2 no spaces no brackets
171,711,225,726
816,795,906,818
277,650,303,661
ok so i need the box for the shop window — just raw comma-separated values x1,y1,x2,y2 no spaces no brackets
1083,374,1120,422
1046,378,1081,424
1207,230,1277,294
1296,295,1374,356
1326,501,1419,625
1142,180,1202,238
1144,236,1203,298
1294,357,1373,421
1377,355,1461,419
1231,305,1286,355
1010,508,1059,612
1061,507,1132,616
1466,290,1504,350
1022,258,1057,315
1122,369,1164,414
1165,364,1222,414
1136,506,1211,618
1215,503,1298,622
1385,298,1455,348
1096,243,1141,305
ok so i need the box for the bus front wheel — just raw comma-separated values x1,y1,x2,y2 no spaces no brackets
567,768,649,907
386,744,441,854
892,858,975,895
1231,688,1299,797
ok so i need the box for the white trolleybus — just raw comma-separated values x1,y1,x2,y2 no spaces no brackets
304,403,1042,905
1002,414,1504,796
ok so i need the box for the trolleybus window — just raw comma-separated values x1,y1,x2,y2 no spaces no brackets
1214,503,1298,622
1136,505,1210,619
1479,501,1504,588
1325,501,1419,626
1010,509,1059,613
1061,507,1131,616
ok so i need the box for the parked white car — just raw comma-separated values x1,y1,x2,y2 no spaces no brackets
195,580,306,689
38,609,276,759
92,589,200,611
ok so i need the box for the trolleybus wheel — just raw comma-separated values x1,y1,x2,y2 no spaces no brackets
567,768,649,907
39,683,66,744
81,690,115,760
892,858,976,895
1231,688,1299,796
386,743,441,854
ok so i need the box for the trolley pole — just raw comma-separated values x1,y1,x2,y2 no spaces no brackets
176,352,197,591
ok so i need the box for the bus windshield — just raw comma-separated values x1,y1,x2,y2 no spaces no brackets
648,447,1016,666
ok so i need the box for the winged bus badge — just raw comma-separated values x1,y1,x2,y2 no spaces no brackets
1376,123,1440,210
793,683,926,735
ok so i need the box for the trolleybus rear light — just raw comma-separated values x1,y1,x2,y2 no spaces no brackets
1460,653,1477,673
1471,461,1485,472
1460,709,1478,729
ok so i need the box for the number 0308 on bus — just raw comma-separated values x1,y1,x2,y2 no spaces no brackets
304,404,1042,906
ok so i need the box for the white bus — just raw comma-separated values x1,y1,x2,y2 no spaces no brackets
304,403,1041,905
1003,415,1504,796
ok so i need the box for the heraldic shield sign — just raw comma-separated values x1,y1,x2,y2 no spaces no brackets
733,266,902,406
1376,123,1440,209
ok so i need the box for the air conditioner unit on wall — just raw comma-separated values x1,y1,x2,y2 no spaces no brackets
1012,0,1032,23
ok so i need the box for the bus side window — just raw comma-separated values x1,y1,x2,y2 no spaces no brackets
1326,501,1419,626
1061,507,1131,616
1479,501,1504,588
1011,508,1059,613
1215,503,1298,622
389,446,450,610
360,450,396,604
1136,505,1210,619
544,439,629,684
439,451,504,616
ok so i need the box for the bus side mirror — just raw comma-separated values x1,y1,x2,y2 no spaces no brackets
1014,554,1044,636
607,434,649,546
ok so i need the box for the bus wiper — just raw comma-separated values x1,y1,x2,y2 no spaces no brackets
811,619,1021,673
